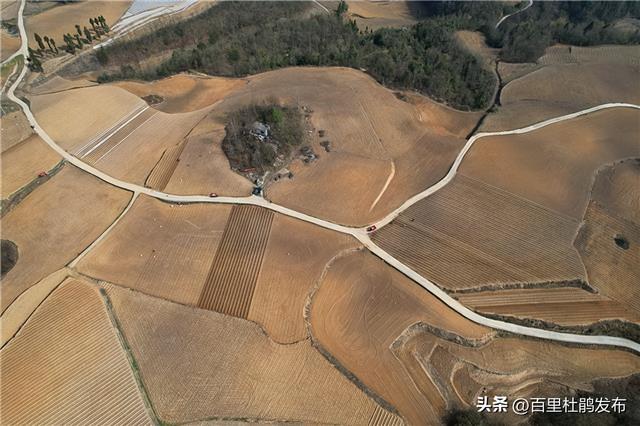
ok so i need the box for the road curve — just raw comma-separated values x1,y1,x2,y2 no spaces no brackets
7,0,640,353
495,0,534,29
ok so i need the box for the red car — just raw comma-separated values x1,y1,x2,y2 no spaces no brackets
366,225,377,232
37,171,48,178
208,192,218,198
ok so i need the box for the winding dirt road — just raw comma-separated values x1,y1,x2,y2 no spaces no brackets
7,0,640,353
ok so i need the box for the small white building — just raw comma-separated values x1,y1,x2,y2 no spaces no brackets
251,122,270,141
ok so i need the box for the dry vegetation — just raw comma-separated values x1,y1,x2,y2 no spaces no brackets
1,165,131,312
104,283,402,424
1,110,32,152
24,1,131,49
77,195,231,306
0,279,151,425
0,29,20,62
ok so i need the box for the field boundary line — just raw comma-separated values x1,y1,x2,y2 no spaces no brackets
8,0,640,353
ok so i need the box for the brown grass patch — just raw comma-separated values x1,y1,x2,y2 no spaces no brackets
0,278,151,425
104,283,401,424
1,110,32,153
1,165,131,312
591,159,640,224
0,30,20,62
347,1,416,30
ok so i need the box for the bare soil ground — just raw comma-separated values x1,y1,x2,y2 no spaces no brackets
1,134,61,198
0,110,32,153
576,201,640,315
464,108,640,219
163,127,253,196
0,0,19,21
198,205,274,318
483,63,640,131
0,268,68,347
591,159,640,224
394,324,640,424
347,1,416,30
104,283,402,425
28,75,98,95
0,278,151,425
24,1,131,50
248,214,360,343
0,29,20,62
373,173,585,290
30,85,146,152
1,165,131,313
457,287,640,326
538,44,640,66
114,74,245,113
77,195,231,306
454,31,498,69
309,249,491,425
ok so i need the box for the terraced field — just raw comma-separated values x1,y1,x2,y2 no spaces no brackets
457,287,640,326
144,140,186,190
373,174,584,290
105,283,402,424
198,205,274,318
0,279,151,425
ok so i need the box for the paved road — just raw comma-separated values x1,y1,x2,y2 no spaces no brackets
8,0,640,353
495,0,534,29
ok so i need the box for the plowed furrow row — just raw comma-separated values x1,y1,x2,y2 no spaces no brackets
197,205,273,317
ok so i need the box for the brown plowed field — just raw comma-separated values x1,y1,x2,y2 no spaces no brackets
457,287,640,326
482,62,640,131
393,324,640,424
248,214,360,343
154,67,477,225
144,141,186,190
30,85,146,152
77,195,231,306
1,134,61,198
1,165,131,313
115,74,245,113
198,205,274,318
28,75,98,95
538,44,640,66
105,284,402,425
90,108,210,185
591,159,640,224
80,107,157,163
0,279,151,425
465,108,640,219
310,249,491,425
1,110,32,152
25,1,131,49
347,1,416,30
373,174,584,290
0,30,20,62
163,127,253,196
575,202,640,315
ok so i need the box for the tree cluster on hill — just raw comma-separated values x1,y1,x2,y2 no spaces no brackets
96,1,495,110
222,104,305,174
417,1,640,62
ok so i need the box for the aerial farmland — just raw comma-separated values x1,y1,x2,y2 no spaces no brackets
1,1,639,425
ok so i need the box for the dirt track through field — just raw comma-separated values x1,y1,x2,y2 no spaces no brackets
198,205,273,317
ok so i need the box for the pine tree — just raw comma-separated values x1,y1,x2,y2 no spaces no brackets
84,26,93,43
44,35,52,52
90,17,97,32
50,38,58,54
76,24,83,37
34,33,45,50
75,34,83,47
